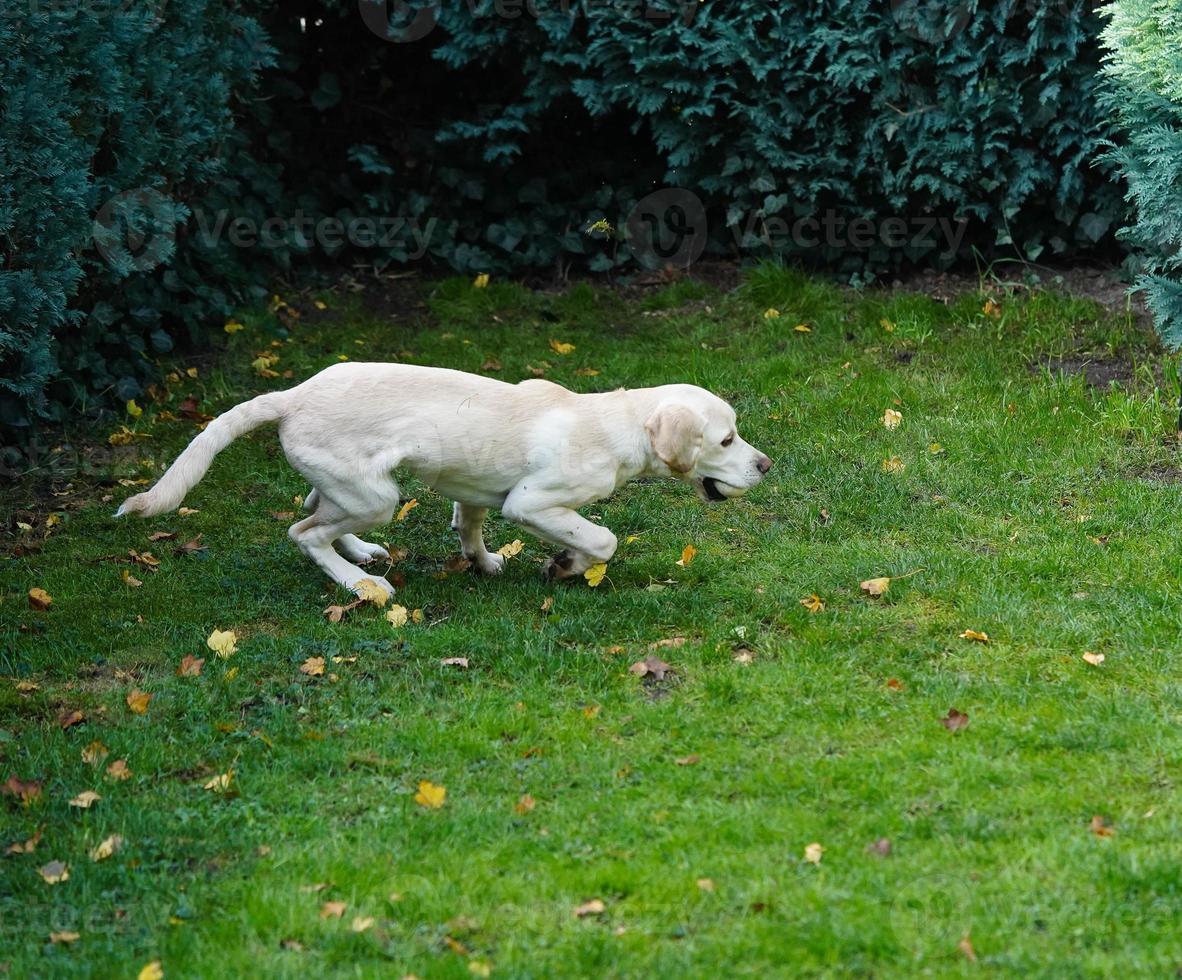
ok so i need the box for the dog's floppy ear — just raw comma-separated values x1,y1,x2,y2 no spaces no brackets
645,403,706,474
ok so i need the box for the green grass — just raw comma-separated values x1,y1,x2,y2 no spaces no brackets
3,266,1182,978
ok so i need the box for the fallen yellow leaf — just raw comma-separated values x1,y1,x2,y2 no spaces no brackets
396,499,419,522
28,588,53,611
959,629,989,643
514,793,536,815
881,456,905,474
126,399,143,419
573,898,605,918
39,860,69,884
676,544,697,567
354,578,390,606
584,563,607,587
549,339,575,355
206,629,238,658
800,594,825,613
496,539,524,558
804,842,824,865
224,319,245,334
300,657,326,677
121,568,143,588
860,577,891,597
1082,651,1105,666
137,960,163,980
126,689,152,714
882,409,902,430
90,834,123,862
473,273,490,289
203,771,234,793
385,605,409,627
763,308,781,320
794,323,812,333
82,740,109,766
414,780,446,809
50,931,80,944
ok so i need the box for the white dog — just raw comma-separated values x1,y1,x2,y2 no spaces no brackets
118,363,772,596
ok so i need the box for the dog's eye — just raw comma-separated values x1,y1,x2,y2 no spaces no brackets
721,435,734,448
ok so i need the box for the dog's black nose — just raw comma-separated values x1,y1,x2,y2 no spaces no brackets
757,455,773,475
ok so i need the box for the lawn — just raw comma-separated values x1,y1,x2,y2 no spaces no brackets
3,266,1182,978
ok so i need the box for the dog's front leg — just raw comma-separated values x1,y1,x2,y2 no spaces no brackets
502,492,618,581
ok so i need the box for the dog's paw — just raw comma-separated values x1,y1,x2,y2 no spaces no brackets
338,537,391,564
541,550,575,582
472,552,506,576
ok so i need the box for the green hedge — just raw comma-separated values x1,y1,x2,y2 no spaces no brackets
1101,0,1182,349
1,0,1128,426
255,0,1120,277
0,0,275,428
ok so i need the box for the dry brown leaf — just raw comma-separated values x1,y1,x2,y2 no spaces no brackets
675,754,700,766
1089,815,1115,837
540,596,554,613
1082,651,1105,666
629,655,671,681
320,900,347,919
514,794,536,815
106,759,131,781
69,790,101,809
6,826,43,854
940,708,970,732
300,657,326,677
148,531,176,542
885,678,904,692
882,408,902,430
58,708,84,730
126,689,152,714
322,599,363,623
648,637,687,651
121,569,144,588
351,916,375,933
177,655,204,677
441,657,469,669
865,837,892,857
732,649,754,665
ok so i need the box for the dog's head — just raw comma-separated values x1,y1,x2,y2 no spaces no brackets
644,385,772,502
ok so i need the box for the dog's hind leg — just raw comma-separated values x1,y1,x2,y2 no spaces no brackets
303,486,390,565
451,502,505,575
288,483,400,597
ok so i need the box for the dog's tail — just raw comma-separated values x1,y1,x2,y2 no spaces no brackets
116,390,289,519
